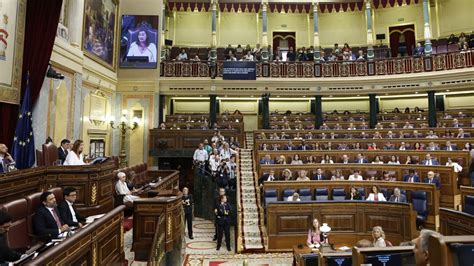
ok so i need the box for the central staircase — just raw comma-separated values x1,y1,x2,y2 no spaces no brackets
237,133,265,251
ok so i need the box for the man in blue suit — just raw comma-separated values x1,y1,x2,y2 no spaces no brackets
403,169,420,183
424,171,441,189
421,154,439,166
312,168,327,181
33,192,70,239
260,154,274,165
354,153,368,164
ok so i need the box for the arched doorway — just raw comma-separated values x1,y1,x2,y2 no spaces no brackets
389,24,416,57
273,31,296,60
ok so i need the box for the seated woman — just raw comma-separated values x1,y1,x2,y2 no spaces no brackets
345,186,362,200
63,140,86,166
371,156,384,164
276,155,287,164
306,155,316,164
366,185,386,201
387,155,400,164
372,226,387,247
115,172,140,204
281,169,293,181
381,171,396,182
307,218,324,247
287,192,301,202
321,154,334,164
290,154,303,165
331,169,345,180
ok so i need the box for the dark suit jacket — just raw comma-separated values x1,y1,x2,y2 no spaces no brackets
57,147,68,164
424,177,441,189
403,175,420,182
182,194,193,214
0,233,22,263
389,194,407,203
0,163,3,173
345,193,362,200
422,159,439,165
33,206,64,239
57,200,86,227
299,145,312,150
312,174,327,181
354,159,368,164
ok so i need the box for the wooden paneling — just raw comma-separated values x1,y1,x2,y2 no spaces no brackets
25,206,125,265
439,208,474,235
266,201,416,251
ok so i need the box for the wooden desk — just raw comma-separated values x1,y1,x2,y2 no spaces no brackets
428,235,474,266
293,245,352,266
24,205,125,265
439,207,474,235
266,201,416,251
0,161,117,216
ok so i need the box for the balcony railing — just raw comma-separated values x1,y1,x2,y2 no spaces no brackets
160,50,474,78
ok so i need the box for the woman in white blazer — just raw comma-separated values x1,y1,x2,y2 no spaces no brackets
366,185,386,201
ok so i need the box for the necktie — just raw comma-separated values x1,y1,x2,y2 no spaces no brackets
429,179,432,184
395,197,398,202
409,177,413,183
51,208,62,228
318,175,321,180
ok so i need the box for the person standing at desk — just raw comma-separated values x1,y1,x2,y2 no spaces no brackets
182,187,194,239
215,195,231,251
33,192,70,239
0,211,22,264
63,140,86,166
57,187,86,228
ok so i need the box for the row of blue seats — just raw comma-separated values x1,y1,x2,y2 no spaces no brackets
264,188,429,225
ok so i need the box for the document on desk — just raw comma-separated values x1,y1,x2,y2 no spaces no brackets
86,213,105,223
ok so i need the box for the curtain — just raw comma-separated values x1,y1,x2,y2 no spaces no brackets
0,0,62,145
389,25,416,57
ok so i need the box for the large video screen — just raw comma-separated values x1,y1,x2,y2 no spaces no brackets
119,15,159,69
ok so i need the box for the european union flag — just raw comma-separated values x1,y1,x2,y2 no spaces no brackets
11,74,35,169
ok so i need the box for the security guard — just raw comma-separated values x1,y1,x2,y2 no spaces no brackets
213,188,226,241
182,187,193,239
215,195,231,251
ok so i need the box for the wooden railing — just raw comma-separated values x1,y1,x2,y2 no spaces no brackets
161,51,474,78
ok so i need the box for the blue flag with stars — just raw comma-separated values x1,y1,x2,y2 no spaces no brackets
11,75,35,169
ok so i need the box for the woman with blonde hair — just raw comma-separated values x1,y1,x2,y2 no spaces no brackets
372,226,387,247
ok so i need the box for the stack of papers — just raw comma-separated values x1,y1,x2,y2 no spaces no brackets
86,214,105,224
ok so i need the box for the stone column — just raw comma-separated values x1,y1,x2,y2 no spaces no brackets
314,95,323,128
160,5,167,61
423,0,433,55
312,1,321,62
261,0,269,62
365,0,374,60
210,0,218,62
67,0,84,47
427,91,437,127
261,93,270,129
210,95,218,127
369,94,378,128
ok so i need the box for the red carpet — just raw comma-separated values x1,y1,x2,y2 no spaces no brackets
123,217,133,232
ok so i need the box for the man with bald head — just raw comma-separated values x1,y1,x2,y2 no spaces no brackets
424,171,441,189
0,144,15,173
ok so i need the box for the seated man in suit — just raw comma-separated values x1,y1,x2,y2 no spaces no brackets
403,169,420,182
299,140,312,151
388,188,407,203
58,187,86,228
284,140,295,151
0,211,22,264
0,143,16,173
422,154,439,166
258,169,278,186
445,141,457,151
354,153,368,164
312,168,326,181
57,139,70,165
424,171,441,189
33,192,70,239
260,154,274,165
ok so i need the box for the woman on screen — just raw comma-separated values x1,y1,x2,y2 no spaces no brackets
127,27,157,63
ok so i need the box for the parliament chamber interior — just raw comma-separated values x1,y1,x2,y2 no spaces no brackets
1,0,474,265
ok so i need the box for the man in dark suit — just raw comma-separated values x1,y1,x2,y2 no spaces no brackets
299,141,312,151
182,187,194,239
388,188,407,203
57,187,86,228
0,211,22,264
354,153,368,164
259,169,278,186
57,139,70,164
445,141,457,151
403,169,420,183
284,140,295,151
424,171,441,189
312,168,326,181
259,154,274,165
422,154,439,166
213,188,226,241
33,192,69,239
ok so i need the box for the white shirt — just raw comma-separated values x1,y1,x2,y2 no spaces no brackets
127,42,157,62
209,158,220,171
366,193,387,201
115,180,139,203
63,151,85,166
348,174,363,181
374,237,387,247
193,149,208,162
66,200,78,223
446,162,463,173
287,196,301,202
220,148,235,160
